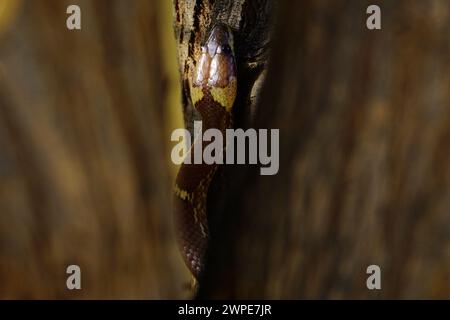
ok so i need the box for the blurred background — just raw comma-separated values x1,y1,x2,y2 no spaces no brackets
0,0,449,299
0,0,188,299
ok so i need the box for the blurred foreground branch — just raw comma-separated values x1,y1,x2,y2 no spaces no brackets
0,0,184,299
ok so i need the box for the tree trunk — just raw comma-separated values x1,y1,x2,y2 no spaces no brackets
0,0,448,300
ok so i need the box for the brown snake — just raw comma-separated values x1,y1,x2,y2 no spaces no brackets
173,24,237,280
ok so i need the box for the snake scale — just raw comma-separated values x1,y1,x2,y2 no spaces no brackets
174,24,237,280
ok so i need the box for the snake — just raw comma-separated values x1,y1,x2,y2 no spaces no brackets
173,24,237,280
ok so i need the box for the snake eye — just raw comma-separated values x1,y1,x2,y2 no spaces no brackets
220,44,232,55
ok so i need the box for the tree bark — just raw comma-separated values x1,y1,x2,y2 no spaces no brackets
173,0,273,134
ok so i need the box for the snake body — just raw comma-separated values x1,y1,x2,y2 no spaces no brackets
174,24,237,279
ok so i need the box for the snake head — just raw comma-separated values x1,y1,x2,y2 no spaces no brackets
191,24,237,112
193,24,237,89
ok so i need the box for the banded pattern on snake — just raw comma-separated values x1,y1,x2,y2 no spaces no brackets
174,24,237,280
